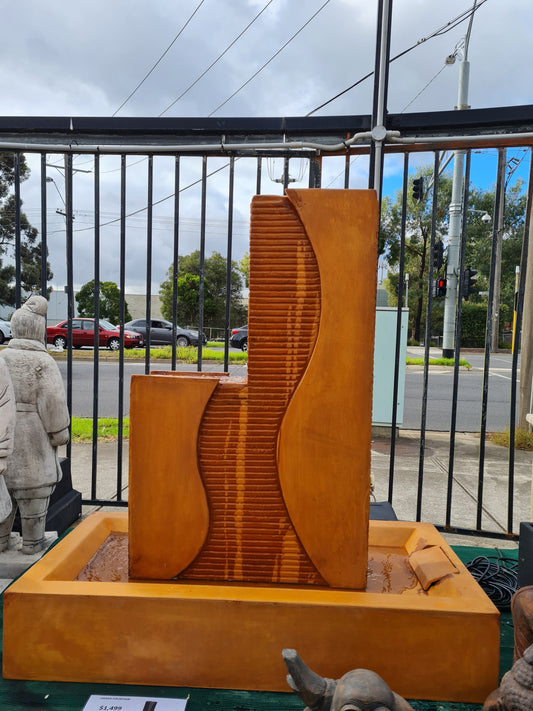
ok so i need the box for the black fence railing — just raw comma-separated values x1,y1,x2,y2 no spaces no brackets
2,109,533,538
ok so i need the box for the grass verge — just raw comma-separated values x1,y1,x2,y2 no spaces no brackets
64,345,248,364
147,346,247,363
488,428,533,451
406,357,471,369
72,417,128,442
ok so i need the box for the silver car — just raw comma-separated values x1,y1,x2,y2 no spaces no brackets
0,319,11,344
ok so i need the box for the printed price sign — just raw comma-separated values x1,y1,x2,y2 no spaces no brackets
83,695,188,711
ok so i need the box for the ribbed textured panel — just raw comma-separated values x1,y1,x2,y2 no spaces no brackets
184,196,324,584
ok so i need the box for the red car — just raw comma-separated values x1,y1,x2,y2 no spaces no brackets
46,318,144,350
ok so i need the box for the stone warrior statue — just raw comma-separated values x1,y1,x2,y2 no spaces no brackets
0,295,70,554
0,360,15,521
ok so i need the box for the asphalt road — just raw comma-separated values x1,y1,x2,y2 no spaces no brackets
57,350,520,432
56,357,248,419
402,351,520,432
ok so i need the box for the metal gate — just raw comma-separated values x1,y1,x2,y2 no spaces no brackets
1,108,533,538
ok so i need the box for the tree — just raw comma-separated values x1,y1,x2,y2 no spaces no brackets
239,251,250,288
76,280,131,324
463,180,527,330
382,167,527,345
0,154,53,303
159,250,247,328
381,167,452,342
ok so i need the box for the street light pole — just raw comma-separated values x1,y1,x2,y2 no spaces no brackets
442,4,476,359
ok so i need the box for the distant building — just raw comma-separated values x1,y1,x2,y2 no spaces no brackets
125,294,163,320
42,289,164,325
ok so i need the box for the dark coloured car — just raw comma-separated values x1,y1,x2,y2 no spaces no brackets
123,318,207,347
230,325,248,351
46,318,143,350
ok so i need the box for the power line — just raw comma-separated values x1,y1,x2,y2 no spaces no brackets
399,64,447,113
50,159,234,235
112,0,207,117
306,0,489,116
159,0,276,117
208,0,333,117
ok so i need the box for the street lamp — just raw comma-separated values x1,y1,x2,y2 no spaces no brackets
468,208,491,224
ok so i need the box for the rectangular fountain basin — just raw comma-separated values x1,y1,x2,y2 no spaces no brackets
3,512,499,702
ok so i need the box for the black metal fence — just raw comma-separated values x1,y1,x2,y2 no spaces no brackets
2,109,533,538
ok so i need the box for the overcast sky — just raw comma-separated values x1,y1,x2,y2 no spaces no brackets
2,0,532,293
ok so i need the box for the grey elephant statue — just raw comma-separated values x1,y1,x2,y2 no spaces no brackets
282,649,413,711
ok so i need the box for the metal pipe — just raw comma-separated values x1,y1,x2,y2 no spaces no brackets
40,153,48,298
171,156,180,371
508,151,533,530
144,155,153,374
416,151,440,521
477,149,506,529
446,150,472,527
224,157,235,373
116,155,126,501
0,133,378,154
91,154,101,501
65,153,74,466
388,152,409,503
197,156,207,372
369,0,393,196
1,129,533,154
14,153,21,309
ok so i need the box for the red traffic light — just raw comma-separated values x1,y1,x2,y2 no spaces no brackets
434,278,447,297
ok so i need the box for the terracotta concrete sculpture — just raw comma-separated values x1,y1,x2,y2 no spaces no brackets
283,649,414,711
0,295,70,553
2,191,500,701
129,190,377,587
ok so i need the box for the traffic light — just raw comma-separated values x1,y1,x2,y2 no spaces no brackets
433,240,444,270
434,277,447,297
412,176,424,202
462,266,478,300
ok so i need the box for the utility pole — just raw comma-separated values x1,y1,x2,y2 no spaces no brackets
369,0,393,199
441,4,476,359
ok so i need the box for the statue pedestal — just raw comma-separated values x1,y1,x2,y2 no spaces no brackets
3,512,499,703
12,458,81,536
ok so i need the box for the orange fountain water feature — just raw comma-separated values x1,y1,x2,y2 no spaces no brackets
3,190,499,702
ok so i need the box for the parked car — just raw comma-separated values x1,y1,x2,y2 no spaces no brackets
230,325,248,351
0,319,11,344
123,318,207,347
46,318,144,350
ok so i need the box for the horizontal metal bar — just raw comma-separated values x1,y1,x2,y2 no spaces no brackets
1,103,533,138
0,132,375,154
436,525,519,542
81,499,128,507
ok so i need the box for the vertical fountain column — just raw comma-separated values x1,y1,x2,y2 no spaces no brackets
128,189,377,589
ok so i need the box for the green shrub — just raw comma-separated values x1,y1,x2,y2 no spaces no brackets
488,428,533,451
460,302,487,347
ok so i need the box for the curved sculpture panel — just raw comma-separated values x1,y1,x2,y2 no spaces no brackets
278,189,379,589
128,374,215,579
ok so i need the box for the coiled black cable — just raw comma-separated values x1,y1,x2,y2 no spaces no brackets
465,554,518,609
